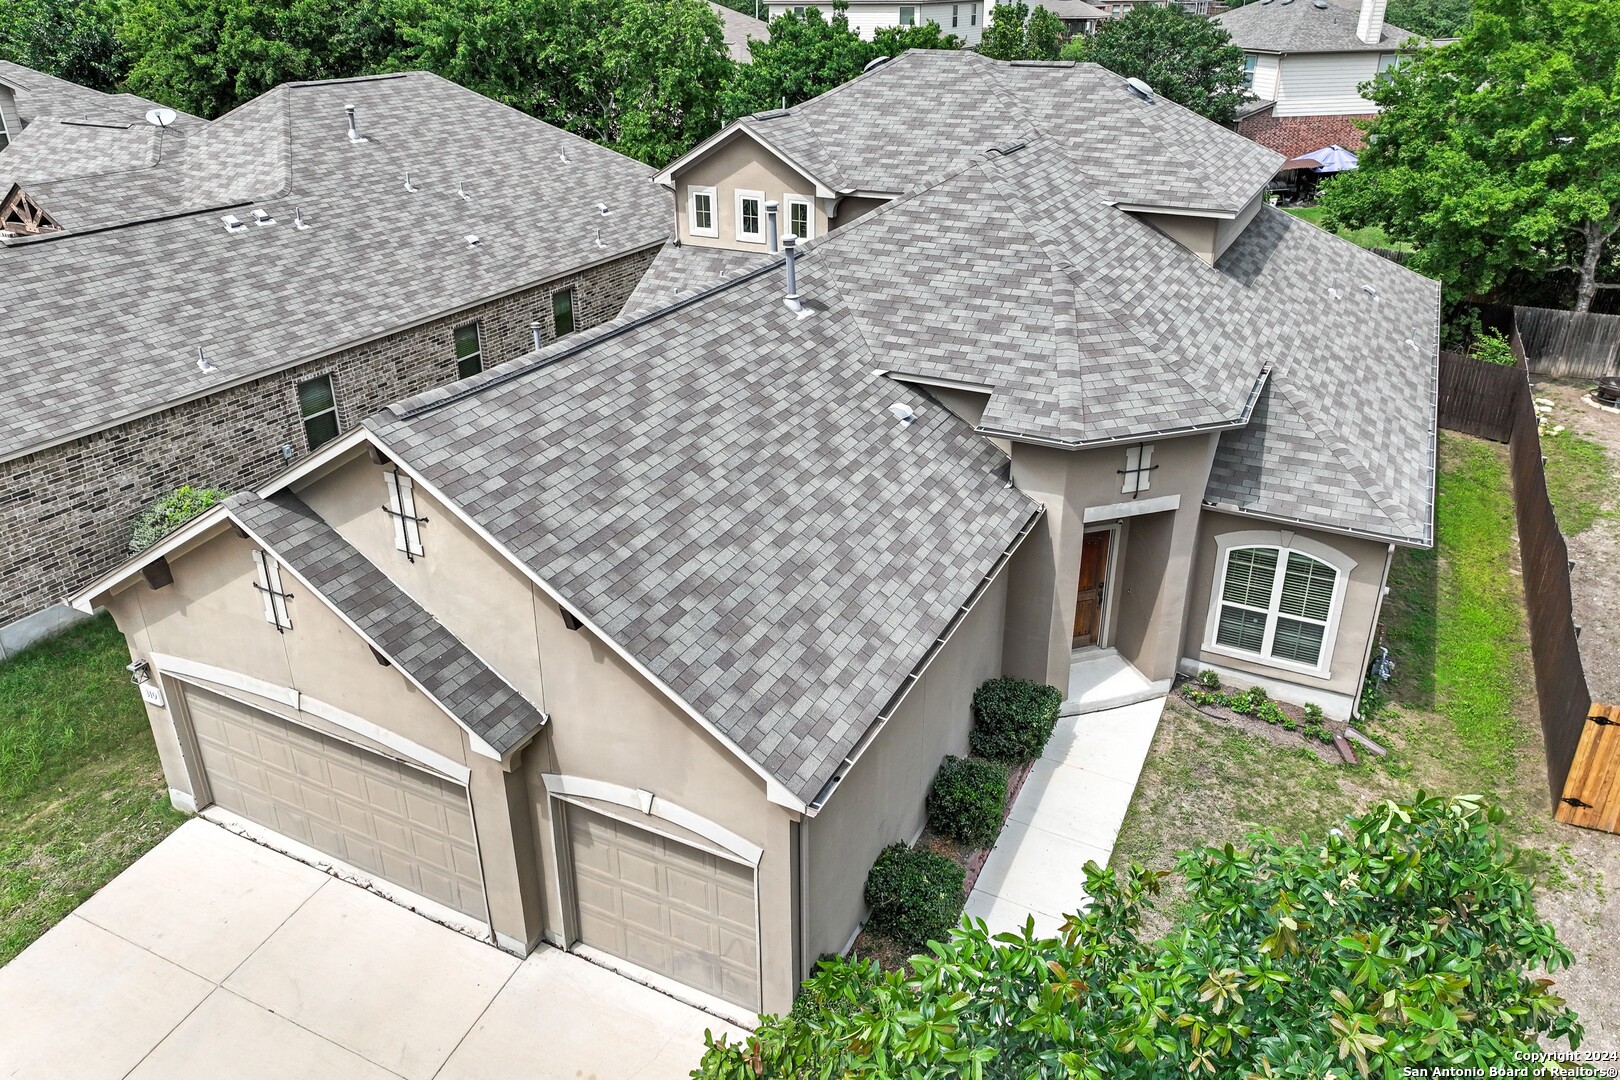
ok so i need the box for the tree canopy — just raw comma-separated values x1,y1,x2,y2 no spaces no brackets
0,0,126,93
1386,0,1472,39
1060,4,1250,124
721,1,958,122
1319,0,1620,310
696,795,1583,1077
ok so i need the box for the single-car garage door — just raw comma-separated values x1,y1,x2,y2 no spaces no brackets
184,686,486,919
567,805,759,1009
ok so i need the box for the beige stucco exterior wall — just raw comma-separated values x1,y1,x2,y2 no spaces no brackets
672,132,826,250
1004,433,1219,687
1181,509,1394,717
1134,211,1217,264
296,451,799,1014
802,568,1009,962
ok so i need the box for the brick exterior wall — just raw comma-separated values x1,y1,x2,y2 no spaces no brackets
0,246,657,625
1237,109,1375,160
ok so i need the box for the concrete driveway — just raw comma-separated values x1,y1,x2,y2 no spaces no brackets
0,819,742,1080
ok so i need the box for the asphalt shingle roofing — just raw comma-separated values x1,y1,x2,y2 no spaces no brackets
0,71,669,463
366,263,1042,804
227,491,547,755
0,60,171,126
1214,0,1416,53
635,135,1439,544
709,51,1283,215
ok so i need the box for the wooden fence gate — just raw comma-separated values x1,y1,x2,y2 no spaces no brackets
1556,706,1620,832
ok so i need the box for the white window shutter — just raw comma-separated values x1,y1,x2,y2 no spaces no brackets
1122,446,1141,494
1137,444,1153,492
387,472,423,557
251,550,277,625
265,559,292,630
386,472,408,552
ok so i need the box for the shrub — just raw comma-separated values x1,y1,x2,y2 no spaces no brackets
1471,328,1516,366
1302,702,1325,725
1197,668,1221,689
970,678,1062,762
1247,684,1269,704
1255,700,1289,726
863,843,965,948
129,485,230,552
1304,722,1335,744
926,755,1008,848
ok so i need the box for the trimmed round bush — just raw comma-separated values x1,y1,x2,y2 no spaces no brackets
926,755,1008,849
129,485,230,552
969,678,1062,762
863,843,965,948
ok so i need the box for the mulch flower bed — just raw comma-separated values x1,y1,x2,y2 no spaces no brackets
1176,674,1347,763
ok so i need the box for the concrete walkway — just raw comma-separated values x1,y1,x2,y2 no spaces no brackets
0,819,741,1080
964,694,1166,936
1062,647,1172,716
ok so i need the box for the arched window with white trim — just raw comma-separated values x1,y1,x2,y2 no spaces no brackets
1208,541,1347,673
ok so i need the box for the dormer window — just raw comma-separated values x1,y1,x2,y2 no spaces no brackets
736,189,765,243
785,195,814,241
689,185,718,237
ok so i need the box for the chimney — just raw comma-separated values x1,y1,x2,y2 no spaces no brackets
345,104,367,143
782,233,801,313
1356,0,1387,44
765,200,780,253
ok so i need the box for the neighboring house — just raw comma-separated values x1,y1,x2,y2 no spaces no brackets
75,51,1438,1024
709,1,771,62
1098,0,1213,17
1216,0,1416,157
785,0,986,45
0,66,668,647
1046,0,1110,36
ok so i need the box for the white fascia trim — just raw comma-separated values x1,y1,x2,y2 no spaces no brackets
364,429,810,813
1199,500,1427,549
543,773,764,866
225,510,506,762
152,652,472,784
68,505,235,612
654,124,838,199
2,248,663,467
877,370,995,395
1113,202,1241,220
1084,493,1180,522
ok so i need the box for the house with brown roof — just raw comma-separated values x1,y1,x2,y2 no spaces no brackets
0,66,667,654
1216,0,1419,157
72,51,1438,1024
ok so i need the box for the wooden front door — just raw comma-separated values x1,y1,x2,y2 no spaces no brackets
1073,531,1111,647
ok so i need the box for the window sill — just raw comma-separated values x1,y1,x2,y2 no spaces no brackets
1201,641,1331,681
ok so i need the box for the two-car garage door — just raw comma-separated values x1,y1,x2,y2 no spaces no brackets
568,805,759,1010
184,686,487,920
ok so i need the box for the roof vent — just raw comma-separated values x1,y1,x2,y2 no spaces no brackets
594,227,605,249
1361,284,1379,299
1281,0,1295,5
196,347,216,374
987,140,1027,156
1124,77,1154,102
345,104,368,143
293,207,309,230
220,214,245,232
466,234,481,247
404,171,417,192
457,182,472,202
559,149,571,164
888,403,917,425
1313,0,1328,6
863,55,890,72
782,233,802,314
252,208,275,226
765,200,780,253
596,202,610,215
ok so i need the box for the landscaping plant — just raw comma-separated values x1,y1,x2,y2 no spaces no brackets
861,843,965,949
128,484,229,552
969,677,1061,762
699,794,1583,1077
925,755,1008,849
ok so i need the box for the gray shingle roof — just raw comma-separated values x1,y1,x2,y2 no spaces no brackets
1214,0,1416,53
0,71,669,463
226,491,547,755
708,2,770,63
366,264,1042,804
635,137,1438,544
0,60,172,126
707,51,1281,214
1043,0,1110,20
621,242,773,317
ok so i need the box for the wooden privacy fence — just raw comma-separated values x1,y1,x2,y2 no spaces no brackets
1435,330,1611,823
1436,351,1519,442
1516,305,1620,378
1558,706,1620,831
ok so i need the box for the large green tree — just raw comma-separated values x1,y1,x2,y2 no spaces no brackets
395,0,732,166
119,0,405,117
1320,0,1620,311
979,2,1030,60
696,795,1583,1077
1386,0,1471,39
0,0,126,93
721,2,957,122
1060,4,1249,123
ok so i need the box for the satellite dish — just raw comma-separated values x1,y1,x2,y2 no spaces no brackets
145,107,177,128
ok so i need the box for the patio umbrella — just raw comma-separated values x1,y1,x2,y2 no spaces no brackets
1301,144,1358,173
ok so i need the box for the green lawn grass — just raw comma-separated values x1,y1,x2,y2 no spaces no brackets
1541,428,1612,537
0,615,184,966
1285,206,1414,253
